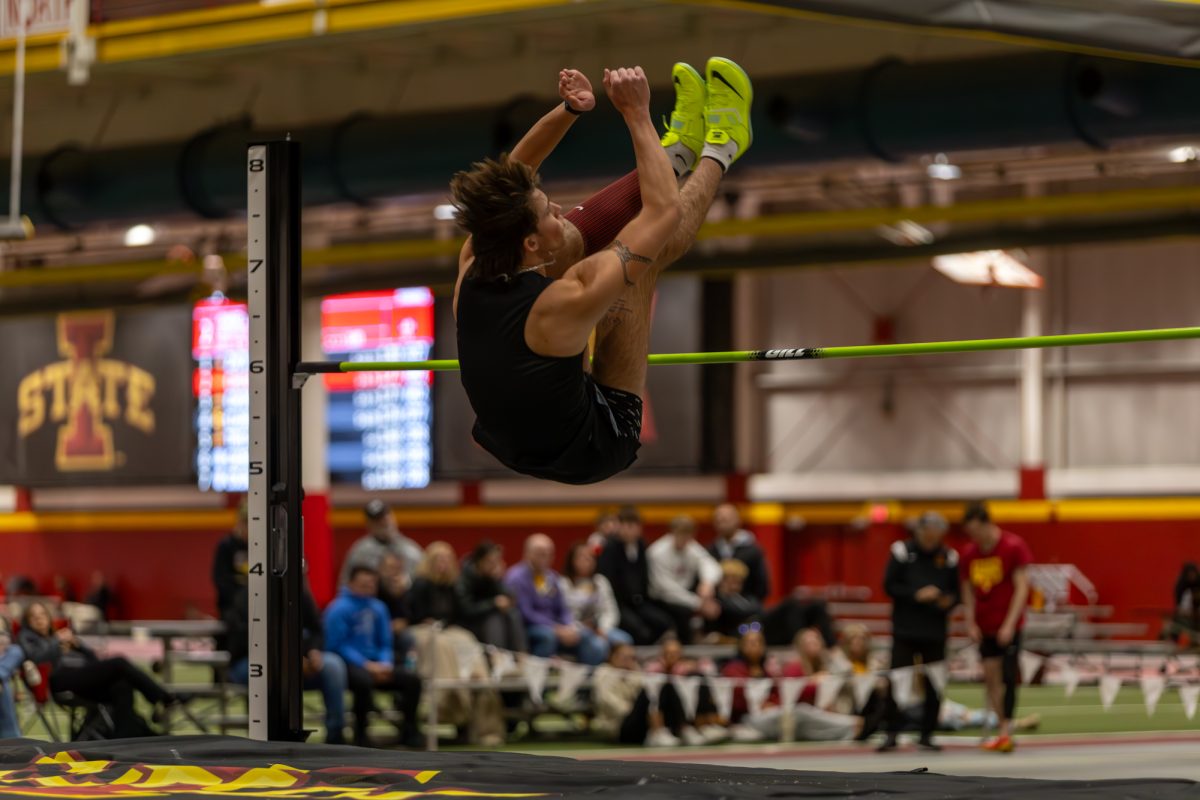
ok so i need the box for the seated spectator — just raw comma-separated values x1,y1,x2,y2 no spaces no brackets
376,553,415,663
779,628,876,741
597,507,675,645
644,637,728,743
405,542,506,745
0,617,24,739
506,534,608,665
724,628,867,742
324,567,423,749
18,601,171,738
828,623,889,724
457,541,526,653
224,579,349,745
561,542,634,650
212,501,249,621
339,500,424,585
1173,562,1200,637
647,516,723,643
84,572,119,621
51,576,77,604
706,559,763,640
591,642,710,747
709,504,770,603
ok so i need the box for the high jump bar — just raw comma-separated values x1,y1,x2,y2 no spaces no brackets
296,326,1200,373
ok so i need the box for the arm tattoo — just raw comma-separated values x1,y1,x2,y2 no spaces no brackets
609,239,652,287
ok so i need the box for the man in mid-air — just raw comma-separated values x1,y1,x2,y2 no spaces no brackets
451,58,753,484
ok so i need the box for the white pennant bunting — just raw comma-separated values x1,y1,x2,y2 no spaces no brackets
926,662,948,697
779,677,808,712
1179,685,1200,720
642,671,668,711
553,662,590,705
744,678,775,716
523,655,548,702
1019,651,1046,685
452,641,485,680
708,677,735,721
1061,664,1081,698
1140,675,1166,716
852,674,877,711
890,667,916,709
815,674,844,710
489,648,515,682
671,675,702,720
1098,674,1122,710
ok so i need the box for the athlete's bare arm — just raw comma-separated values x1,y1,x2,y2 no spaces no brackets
453,69,595,314
525,67,680,356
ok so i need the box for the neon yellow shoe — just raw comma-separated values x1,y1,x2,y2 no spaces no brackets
660,62,706,174
704,56,753,169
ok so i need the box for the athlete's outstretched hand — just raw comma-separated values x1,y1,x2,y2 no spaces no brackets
603,66,650,118
559,68,595,113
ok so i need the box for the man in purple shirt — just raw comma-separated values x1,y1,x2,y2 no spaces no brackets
505,533,608,665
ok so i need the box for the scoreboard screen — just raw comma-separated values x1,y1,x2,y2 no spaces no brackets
322,288,434,489
193,294,249,492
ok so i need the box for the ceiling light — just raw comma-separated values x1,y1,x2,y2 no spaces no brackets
932,250,1044,289
433,204,457,221
1168,146,1197,163
123,224,156,247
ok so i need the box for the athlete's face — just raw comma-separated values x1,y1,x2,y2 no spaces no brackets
524,189,566,262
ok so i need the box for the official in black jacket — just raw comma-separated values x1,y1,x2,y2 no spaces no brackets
879,512,959,751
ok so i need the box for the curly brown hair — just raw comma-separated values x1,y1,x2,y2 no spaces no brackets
449,154,541,281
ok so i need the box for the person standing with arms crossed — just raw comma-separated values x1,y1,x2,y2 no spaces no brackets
959,501,1033,753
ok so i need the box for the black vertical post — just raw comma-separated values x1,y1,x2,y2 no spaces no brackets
248,139,306,742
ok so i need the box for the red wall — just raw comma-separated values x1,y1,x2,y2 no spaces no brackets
3,517,1194,629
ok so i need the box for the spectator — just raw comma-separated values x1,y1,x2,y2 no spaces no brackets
597,507,674,645
561,542,634,650
507,534,610,665
211,500,248,619
339,500,424,585
407,542,506,746
960,501,1032,754
707,559,763,640
644,637,728,743
223,580,349,745
458,541,526,653
1173,562,1200,637
647,516,723,642
591,642,708,747
376,553,415,663
587,511,619,553
324,566,424,749
709,504,770,602
18,601,172,737
0,618,23,739
778,629,873,741
84,572,119,621
878,511,959,752
51,575,77,604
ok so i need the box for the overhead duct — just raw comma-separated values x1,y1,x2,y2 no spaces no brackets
7,52,1200,229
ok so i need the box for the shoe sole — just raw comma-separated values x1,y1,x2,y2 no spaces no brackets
706,57,753,147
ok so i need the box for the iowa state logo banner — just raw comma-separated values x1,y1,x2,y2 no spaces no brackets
0,305,193,486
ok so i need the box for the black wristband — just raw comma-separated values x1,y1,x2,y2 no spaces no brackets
563,100,585,116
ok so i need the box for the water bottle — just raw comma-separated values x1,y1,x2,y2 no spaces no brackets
22,661,41,687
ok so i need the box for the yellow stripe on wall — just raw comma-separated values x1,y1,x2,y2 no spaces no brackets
2,496,1198,534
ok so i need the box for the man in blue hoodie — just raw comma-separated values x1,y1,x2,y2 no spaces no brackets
325,566,424,748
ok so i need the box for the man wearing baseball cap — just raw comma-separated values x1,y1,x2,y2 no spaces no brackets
338,500,425,586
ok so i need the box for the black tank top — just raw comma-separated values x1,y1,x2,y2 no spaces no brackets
456,270,591,468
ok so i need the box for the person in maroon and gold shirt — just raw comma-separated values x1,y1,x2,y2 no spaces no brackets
959,501,1032,754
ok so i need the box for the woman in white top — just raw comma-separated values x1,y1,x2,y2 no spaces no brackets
561,542,634,648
